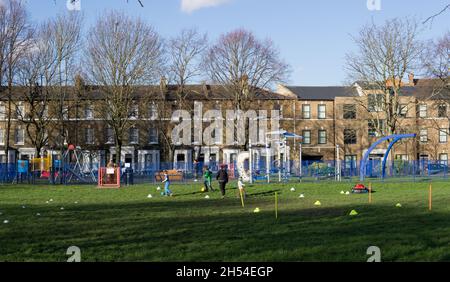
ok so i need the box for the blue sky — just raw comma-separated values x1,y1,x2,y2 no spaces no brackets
23,0,449,86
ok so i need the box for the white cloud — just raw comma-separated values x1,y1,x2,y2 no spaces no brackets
181,0,231,13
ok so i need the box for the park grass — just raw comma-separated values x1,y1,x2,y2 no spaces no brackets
0,180,449,262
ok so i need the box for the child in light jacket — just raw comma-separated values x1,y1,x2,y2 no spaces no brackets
162,170,173,196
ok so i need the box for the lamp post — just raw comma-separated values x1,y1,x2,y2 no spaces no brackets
249,139,253,184
266,139,270,183
299,142,302,178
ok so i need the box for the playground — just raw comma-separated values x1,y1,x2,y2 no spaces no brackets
1,180,450,262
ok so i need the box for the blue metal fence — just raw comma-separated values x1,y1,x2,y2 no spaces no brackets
0,159,449,185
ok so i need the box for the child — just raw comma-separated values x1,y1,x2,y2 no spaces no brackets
237,177,246,199
203,166,214,192
161,170,173,197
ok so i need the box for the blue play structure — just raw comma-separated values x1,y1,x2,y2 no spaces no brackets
360,134,417,181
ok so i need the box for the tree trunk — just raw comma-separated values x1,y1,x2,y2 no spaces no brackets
5,84,12,181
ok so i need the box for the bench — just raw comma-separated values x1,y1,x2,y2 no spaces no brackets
155,170,184,182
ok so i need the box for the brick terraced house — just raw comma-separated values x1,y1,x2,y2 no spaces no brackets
0,75,448,173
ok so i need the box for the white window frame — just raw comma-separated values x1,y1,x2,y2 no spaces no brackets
129,127,139,144
420,129,428,143
318,130,327,144
16,103,25,119
85,105,94,119
302,130,311,144
302,104,311,119
85,128,94,145
149,103,158,120
318,105,326,119
0,128,4,145
0,104,5,120
439,128,448,143
419,104,427,118
106,127,114,144
15,127,25,145
130,103,139,119
148,127,158,144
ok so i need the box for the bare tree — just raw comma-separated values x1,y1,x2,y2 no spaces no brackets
423,4,450,25
84,11,164,165
420,32,450,135
202,29,290,153
41,12,82,162
0,0,32,175
203,29,290,112
421,32,449,98
168,28,208,110
345,18,424,136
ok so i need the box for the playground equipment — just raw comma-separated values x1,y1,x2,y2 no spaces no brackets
235,130,302,183
352,183,369,194
360,134,416,181
59,145,97,184
265,130,302,183
98,167,121,188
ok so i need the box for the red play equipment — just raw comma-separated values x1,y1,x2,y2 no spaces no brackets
352,183,369,194
97,167,121,188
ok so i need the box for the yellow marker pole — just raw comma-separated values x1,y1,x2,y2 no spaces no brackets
369,182,372,204
429,183,432,211
239,189,245,208
275,192,278,219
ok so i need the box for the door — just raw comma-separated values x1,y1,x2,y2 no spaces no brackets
125,154,133,168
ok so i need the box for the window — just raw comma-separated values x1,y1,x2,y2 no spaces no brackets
130,103,139,119
368,94,384,112
420,129,428,143
368,120,385,137
149,127,158,144
344,155,357,169
62,106,69,120
302,130,311,144
438,104,447,118
395,154,408,161
302,104,311,119
343,104,356,119
418,104,427,118
129,128,139,144
106,127,114,144
149,104,158,120
16,103,24,119
43,105,48,119
318,130,327,144
439,128,448,143
85,105,94,119
274,104,283,118
0,104,5,120
398,104,408,118
15,127,24,145
318,105,326,119
0,129,4,145
85,128,94,144
439,154,448,165
344,129,357,144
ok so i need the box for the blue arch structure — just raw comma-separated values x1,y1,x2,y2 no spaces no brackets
360,134,416,181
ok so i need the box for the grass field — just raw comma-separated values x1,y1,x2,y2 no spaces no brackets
0,180,449,262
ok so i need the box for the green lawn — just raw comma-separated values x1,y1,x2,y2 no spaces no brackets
0,180,449,262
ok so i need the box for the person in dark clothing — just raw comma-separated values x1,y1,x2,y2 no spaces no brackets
216,165,229,198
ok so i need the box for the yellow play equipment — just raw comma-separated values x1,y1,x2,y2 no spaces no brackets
31,156,52,178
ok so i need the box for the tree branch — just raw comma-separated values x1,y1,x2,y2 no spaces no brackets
423,4,450,24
